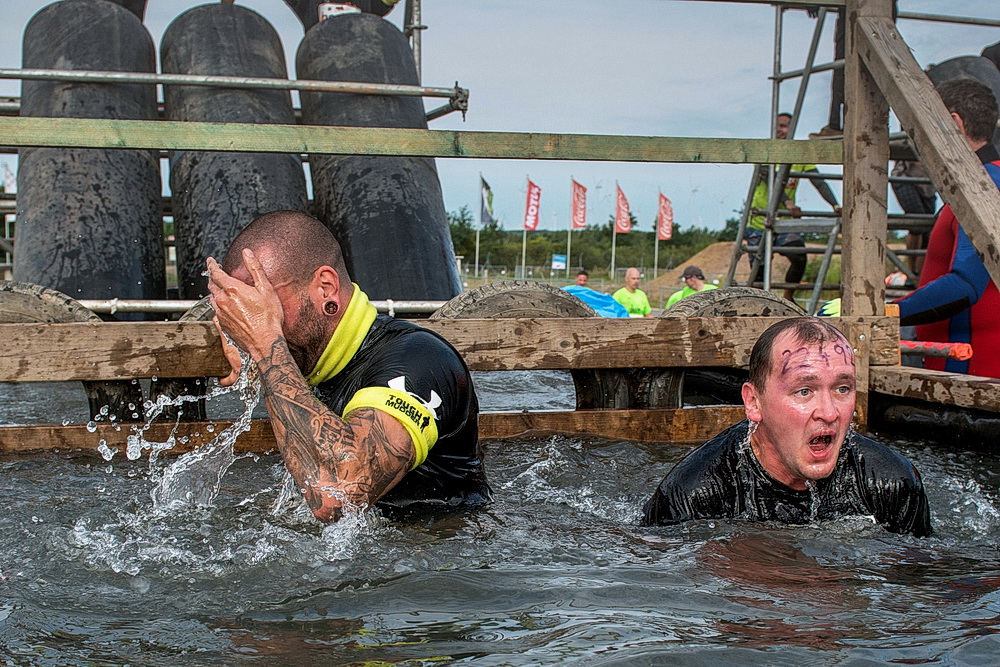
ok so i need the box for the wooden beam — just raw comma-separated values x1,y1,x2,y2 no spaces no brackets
855,14,1000,290
841,0,891,318
0,406,748,455
0,116,843,165
0,317,900,381
0,321,229,382
870,366,1000,413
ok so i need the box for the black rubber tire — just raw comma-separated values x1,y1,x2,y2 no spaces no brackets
296,13,461,301
15,0,164,316
663,287,806,405
430,280,598,320
663,286,806,318
0,280,143,421
429,281,633,410
162,4,309,298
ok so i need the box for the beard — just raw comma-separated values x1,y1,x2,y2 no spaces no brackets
285,295,330,374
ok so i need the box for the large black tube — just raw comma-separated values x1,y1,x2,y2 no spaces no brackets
296,13,461,301
14,0,164,313
161,4,308,298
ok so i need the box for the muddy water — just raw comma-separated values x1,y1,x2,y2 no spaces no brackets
0,372,998,665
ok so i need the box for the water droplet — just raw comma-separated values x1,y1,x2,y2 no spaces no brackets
206,424,215,433
86,421,98,433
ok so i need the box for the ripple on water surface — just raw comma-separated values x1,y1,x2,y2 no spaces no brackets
1,375,1000,664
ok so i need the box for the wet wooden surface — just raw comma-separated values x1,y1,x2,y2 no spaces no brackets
0,406,749,455
0,316,900,381
870,366,1000,413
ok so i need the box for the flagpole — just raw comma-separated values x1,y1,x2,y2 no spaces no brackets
611,223,617,280
521,227,527,279
521,176,528,279
566,177,573,279
475,226,481,278
654,191,660,278
610,181,618,280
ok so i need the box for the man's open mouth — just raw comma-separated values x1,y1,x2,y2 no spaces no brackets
808,434,833,454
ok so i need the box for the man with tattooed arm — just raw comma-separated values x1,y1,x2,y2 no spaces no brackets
641,317,931,536
207,210,492,522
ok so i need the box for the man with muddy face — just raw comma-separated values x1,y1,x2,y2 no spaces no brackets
642,317,931,536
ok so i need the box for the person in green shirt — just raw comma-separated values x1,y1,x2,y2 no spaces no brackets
612,267,652,317
666,265,718,309
747,113,841,301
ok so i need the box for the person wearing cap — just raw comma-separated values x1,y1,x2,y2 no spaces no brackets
665,265,718,309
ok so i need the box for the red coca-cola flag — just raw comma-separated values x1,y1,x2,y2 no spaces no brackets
571,180,587,229
523,180,542,231
615,185,631,234
658,193,674,241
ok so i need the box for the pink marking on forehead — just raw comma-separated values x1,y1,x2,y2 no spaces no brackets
778,340,856,377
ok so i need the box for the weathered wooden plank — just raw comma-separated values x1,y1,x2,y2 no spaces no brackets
0,116,843,165
420,316,899,370
0,406,747,455
842,0,892,320
0,317,900,381
0,321,229,381
870,366,1000,413
856,14,1000,292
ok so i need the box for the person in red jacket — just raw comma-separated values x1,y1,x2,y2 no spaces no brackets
896,78,1000,377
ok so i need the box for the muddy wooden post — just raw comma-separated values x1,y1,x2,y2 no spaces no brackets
842,0,892,428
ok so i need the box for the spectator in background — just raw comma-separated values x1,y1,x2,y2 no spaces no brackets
896,78,1000,378
747,113,842,302
612,267,652,318
574,270,589,287
665,265,718,309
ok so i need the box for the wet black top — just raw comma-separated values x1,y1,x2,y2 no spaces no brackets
642,420,932,537
314,315,492,517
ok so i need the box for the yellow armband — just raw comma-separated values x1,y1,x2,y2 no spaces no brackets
342,386,438,470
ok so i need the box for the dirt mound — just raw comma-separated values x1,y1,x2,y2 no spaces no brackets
647,241,794,296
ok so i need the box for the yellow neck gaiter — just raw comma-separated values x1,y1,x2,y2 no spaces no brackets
305,284,378,386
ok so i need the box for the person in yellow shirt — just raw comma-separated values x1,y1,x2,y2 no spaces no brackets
666,265,718,308
747,113,841,301
612,267,652,317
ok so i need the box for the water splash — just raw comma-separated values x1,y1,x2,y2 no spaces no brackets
805,479,821,520
150,344,261,511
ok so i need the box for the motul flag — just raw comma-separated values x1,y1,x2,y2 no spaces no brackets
614,185,631,234
571,180,587,229
523,180,542,231
657,193,674,241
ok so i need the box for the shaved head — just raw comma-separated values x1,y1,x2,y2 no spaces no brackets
223,210,350,286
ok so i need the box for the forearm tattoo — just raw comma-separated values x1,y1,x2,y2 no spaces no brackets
256,338,413,520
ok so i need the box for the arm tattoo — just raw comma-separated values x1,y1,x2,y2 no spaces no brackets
256,338,414,521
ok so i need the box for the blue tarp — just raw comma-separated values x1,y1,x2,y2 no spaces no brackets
562,285,630,318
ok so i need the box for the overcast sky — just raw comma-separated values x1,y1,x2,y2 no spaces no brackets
2,0,998,233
